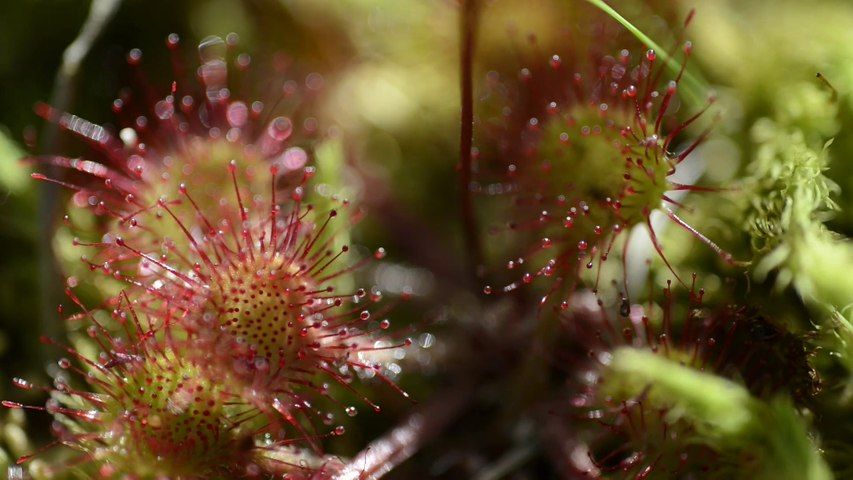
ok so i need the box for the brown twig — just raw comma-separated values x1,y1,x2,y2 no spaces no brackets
815,72,838,103
333,384,474,480
459,0,483,280
37,0,123,346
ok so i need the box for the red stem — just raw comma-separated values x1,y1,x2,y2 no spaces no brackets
459,0,483,278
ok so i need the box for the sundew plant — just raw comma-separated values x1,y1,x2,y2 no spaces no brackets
0,0,851,478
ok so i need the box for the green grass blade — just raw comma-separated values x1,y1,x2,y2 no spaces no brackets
584,0,707,107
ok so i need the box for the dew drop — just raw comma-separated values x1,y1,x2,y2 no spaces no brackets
527,117,539,130
166,33,180,48
119,127,137,147
225,32,240,47
127,48,142,65
345,406,358,417
549,54,561,69
306,72,325,91
546,101,558,115
226,101,249,127
230,52,250,73
12,378,32,390
154,99,174,120
267,116,293,141
280,147,307,170
667,80,677,93
254,357,270,372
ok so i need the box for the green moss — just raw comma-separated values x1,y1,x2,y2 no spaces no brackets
602,347,832,480
745,118,850,312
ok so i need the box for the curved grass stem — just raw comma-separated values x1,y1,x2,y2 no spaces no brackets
584,0,706,107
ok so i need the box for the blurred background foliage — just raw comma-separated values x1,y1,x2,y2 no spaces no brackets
0,0,852,476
